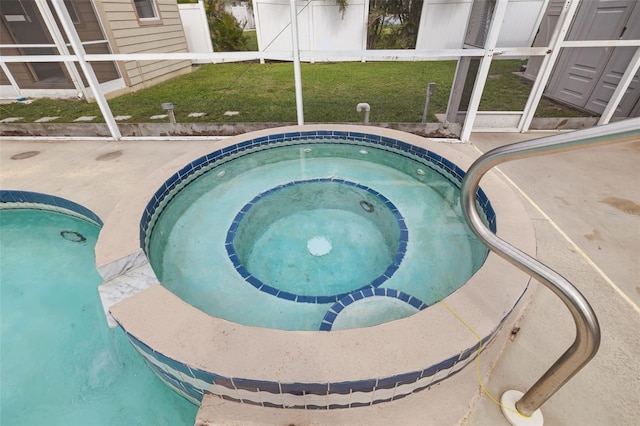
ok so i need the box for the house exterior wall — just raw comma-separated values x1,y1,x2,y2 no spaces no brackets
80,0,192,93
1,0,192,98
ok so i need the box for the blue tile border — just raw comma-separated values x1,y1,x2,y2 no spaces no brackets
319,288,428,331
140,130,497,254
127,129,507,407
122,320,496,409
225,178,408,305
0,190,103,226
118,280,530,409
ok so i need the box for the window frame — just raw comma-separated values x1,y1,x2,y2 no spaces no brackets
131,0,161,24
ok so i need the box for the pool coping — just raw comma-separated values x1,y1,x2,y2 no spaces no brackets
96,124,535,406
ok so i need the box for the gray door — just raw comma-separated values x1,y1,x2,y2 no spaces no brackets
524,0,566,81
584,4,640,117
547,0,636,110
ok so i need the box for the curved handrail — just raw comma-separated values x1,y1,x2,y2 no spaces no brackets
461,117,640,416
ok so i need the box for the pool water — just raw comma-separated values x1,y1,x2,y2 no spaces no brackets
0,209,197,425
231,179,403,298
148,142,489,331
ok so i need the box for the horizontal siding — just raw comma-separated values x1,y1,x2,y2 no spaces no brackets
114,31,186,49
118,43,188,55
100,11,137,22
113,20,183,35
107,20,145,31
124,58,190,74
157,8,180,18
133,60,190,82
101,0,137,13
126,60,190,87
101,0,190,87
124,58,191,83
126,57,189,73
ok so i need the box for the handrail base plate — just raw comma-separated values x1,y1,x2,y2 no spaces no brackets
500,390,544,426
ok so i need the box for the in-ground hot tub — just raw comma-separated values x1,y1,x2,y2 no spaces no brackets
144,136,491,332
96,125,535,419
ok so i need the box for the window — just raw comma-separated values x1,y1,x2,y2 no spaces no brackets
133,0,158,20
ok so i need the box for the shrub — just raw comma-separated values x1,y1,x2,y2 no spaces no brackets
210,11,248,52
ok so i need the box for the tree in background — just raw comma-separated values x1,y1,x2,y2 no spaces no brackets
203,0,249,51
367,0,422,49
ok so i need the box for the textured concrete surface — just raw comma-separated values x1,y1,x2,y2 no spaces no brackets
1,129,638,425
464,133,640,426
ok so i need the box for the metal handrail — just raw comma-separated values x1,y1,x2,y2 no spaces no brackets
461,117,640,417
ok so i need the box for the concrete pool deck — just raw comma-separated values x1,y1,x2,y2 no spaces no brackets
0,129,638,425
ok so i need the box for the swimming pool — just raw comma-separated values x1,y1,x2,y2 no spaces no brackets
0,191,197,425
96,125,535,420
145,140,491,331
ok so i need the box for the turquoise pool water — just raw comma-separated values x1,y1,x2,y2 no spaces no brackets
148,142,489,331
231,179,403,298
0,208,197,425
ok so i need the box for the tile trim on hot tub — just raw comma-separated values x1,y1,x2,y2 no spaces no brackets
139,131,497,253
97,125,536,417
319,287,428,331
225,178,409,305
120,323,498,410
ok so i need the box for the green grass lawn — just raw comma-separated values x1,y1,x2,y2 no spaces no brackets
245,30,258,51
0,60,587,123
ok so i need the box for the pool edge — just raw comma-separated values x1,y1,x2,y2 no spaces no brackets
97,124,536,414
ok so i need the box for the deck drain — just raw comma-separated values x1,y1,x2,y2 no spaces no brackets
60,230,86,243
96,150,123,161
11,151,40,160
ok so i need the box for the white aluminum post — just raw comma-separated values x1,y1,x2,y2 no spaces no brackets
361,0,370,62
460,0,510,142
289,0,304,125
598,47,640,125
254,0,265,64
49,0,121,140
35,0,88,100
0,62,24,98
517,0,580,132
